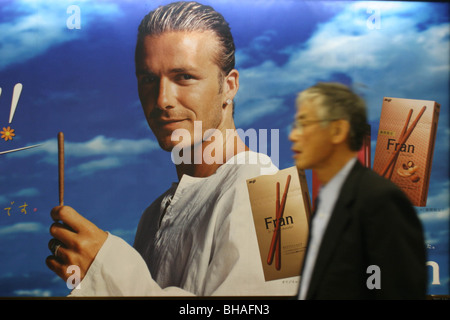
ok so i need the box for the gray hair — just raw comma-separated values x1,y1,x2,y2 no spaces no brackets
296,82,368,151
136,1,235,76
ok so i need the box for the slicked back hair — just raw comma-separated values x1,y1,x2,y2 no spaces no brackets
136,1,235,78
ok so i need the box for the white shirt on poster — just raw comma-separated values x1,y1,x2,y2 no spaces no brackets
69,151,300,296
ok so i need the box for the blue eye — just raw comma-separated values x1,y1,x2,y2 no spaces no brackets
180,74,193,80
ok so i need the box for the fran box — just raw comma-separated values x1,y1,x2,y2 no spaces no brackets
247,166,311,281
373,97,440,207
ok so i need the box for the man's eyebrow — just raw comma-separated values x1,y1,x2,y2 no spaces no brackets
296,114,308,120
135,67,155,76
169,67,196,74
135,67,195,76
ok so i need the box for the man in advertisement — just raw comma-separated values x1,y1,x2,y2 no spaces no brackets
45,1,298,296
290,82,427,299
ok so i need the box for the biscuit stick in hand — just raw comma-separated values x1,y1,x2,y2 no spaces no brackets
58,132,64,206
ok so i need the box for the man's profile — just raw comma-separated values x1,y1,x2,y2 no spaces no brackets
290,82,427,299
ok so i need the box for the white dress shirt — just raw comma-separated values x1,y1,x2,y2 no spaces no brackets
298,157,357,300
69,151,300,296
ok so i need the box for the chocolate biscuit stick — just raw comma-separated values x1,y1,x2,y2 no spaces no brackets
380,106,426,177
275,182,281,270
267,175,291,268
386,109,412,179
267,182,280,266
58,132,64,206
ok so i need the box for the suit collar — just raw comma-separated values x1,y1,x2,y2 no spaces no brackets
305,160,365,299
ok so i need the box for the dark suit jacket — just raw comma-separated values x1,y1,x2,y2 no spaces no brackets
303,161,427,300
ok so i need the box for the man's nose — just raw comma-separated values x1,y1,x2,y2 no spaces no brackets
288,129,297,142
156,78,174,110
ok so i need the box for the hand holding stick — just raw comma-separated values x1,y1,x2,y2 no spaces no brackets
47,132,108,284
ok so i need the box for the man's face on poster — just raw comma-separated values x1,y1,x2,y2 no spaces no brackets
135,31,229,152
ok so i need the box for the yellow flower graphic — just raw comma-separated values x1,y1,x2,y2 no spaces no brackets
1,126,16,141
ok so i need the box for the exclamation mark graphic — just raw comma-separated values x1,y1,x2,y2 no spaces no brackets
1,82,42,152
9,83,23,124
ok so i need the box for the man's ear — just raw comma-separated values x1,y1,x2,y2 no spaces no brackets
223,69,239,106
330,119,351,145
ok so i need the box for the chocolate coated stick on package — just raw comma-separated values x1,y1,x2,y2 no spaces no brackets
373,97,440,207
247,167,311,281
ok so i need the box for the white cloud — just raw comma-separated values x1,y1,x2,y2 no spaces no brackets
0,188,40,208
417,183,449,246
235,29,279,67
0,195,7,204
8,135,159,159
0,222,46,236
420,208,449,225
6,134,160,176
13,289,52,297
0,0,121,70
11,187,40,197
235,1,449,124
235,97,285,126
420,207,449,247
426,181,450,209
64,135,160,158
69,156,122,177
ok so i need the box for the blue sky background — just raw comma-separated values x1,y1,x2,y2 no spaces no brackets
0,0,448,297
